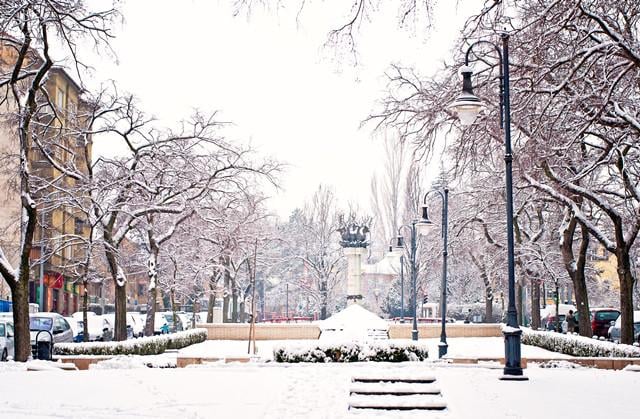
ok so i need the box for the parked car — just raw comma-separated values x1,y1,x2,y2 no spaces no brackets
176,312,191,330
29,313,73,359
0,320,14,361
126,312,145,337
590,308,620,338
154,312,183,334
198,311,209,324
64,316,84,342
608,310,640,343
543,314,565,332
72,312,111,341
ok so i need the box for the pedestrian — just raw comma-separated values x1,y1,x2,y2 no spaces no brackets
566,310,577,334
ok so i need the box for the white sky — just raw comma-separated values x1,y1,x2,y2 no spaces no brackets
88,0,474,218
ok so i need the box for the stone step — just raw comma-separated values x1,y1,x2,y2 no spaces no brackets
352,374,436,384
349,394,447,411
350,382,441,395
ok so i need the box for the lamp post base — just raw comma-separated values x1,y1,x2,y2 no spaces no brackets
411,330,418,341
438,342,448,358
502,326,527,379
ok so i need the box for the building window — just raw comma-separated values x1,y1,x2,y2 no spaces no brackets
74,218,84,235
56,87,66,111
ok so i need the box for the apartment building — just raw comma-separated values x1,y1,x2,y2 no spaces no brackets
0,41,92,314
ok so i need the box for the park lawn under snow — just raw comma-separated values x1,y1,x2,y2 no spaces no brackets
0,361,638,418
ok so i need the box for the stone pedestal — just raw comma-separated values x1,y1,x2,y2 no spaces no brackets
344,247,367,305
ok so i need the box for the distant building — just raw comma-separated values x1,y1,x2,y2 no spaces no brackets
0,41,92,315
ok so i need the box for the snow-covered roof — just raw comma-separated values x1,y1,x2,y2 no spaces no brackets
318,304,389,331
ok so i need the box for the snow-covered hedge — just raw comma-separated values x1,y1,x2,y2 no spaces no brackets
273,341,429,363
54,329,207,356
522,328,640,358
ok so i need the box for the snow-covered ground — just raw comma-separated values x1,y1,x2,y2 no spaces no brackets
178,337,571,361
0,361,638,418
0,337,634,418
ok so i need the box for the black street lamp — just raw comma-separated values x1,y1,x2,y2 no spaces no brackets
393,205,433,341
449,32,527,380
423,188,449,358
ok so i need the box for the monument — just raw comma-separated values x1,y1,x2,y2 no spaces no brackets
337,218,369,305
318,218,389,341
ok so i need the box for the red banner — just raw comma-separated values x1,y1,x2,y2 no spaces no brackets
44,272,63,289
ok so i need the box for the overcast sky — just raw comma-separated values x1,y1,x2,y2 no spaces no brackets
88,0,474,218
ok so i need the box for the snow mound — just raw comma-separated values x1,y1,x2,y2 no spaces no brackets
538,360,584,369
90,354,177,370
318,304,389,342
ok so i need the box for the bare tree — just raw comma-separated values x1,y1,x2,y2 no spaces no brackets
0,0,118,361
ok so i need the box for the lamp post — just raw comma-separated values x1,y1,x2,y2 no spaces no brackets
393,206,433,341
423,188,449,358
449,32,527,379
400,253,404,323
388,243,405,323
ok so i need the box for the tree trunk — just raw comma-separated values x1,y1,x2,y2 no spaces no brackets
144,246,159,336
170,288,177,333
617,248,635,344
239,301,246,323
144,286,158,336
10,280,31,362
485,290,493,323
320,279,328,320
114,284,127,341
530,279,541,330
207,292,215,323
231,277,238,323
516,282,524,326
222,256,230,323
560,215,592,337
82,285,89,342
102,231,128,341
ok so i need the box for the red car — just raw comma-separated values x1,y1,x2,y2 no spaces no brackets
591,308,620,338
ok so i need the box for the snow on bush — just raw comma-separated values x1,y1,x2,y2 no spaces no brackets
54,329,207,356
522,328,640,358
273,341,428,363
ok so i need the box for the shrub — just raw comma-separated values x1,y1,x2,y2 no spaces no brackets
521,328,640,358
54,329,207,356
273,341,429,363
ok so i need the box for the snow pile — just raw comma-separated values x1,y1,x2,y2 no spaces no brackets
0,360,75,372
522,328,640,357
273,340,428,363
90,354,176,369
54,328,207,356
538,360,585,369
318,304,389,342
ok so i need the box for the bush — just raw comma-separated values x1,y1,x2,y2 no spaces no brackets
273,341,429,363
522,328,640,357
54,329,207,356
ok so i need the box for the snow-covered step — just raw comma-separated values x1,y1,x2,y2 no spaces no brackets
352,374,436,384
349,394,447,411
350,382,441,395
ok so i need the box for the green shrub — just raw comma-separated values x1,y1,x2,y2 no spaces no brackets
54,329,207,356
273,341,429,363
522,328,640,357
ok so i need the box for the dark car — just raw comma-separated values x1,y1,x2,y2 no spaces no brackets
591,308,620,338
544,314,565,332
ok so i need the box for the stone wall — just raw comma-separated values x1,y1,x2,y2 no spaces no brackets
197,323,321,340
197,323,502,340
388,323,502,339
